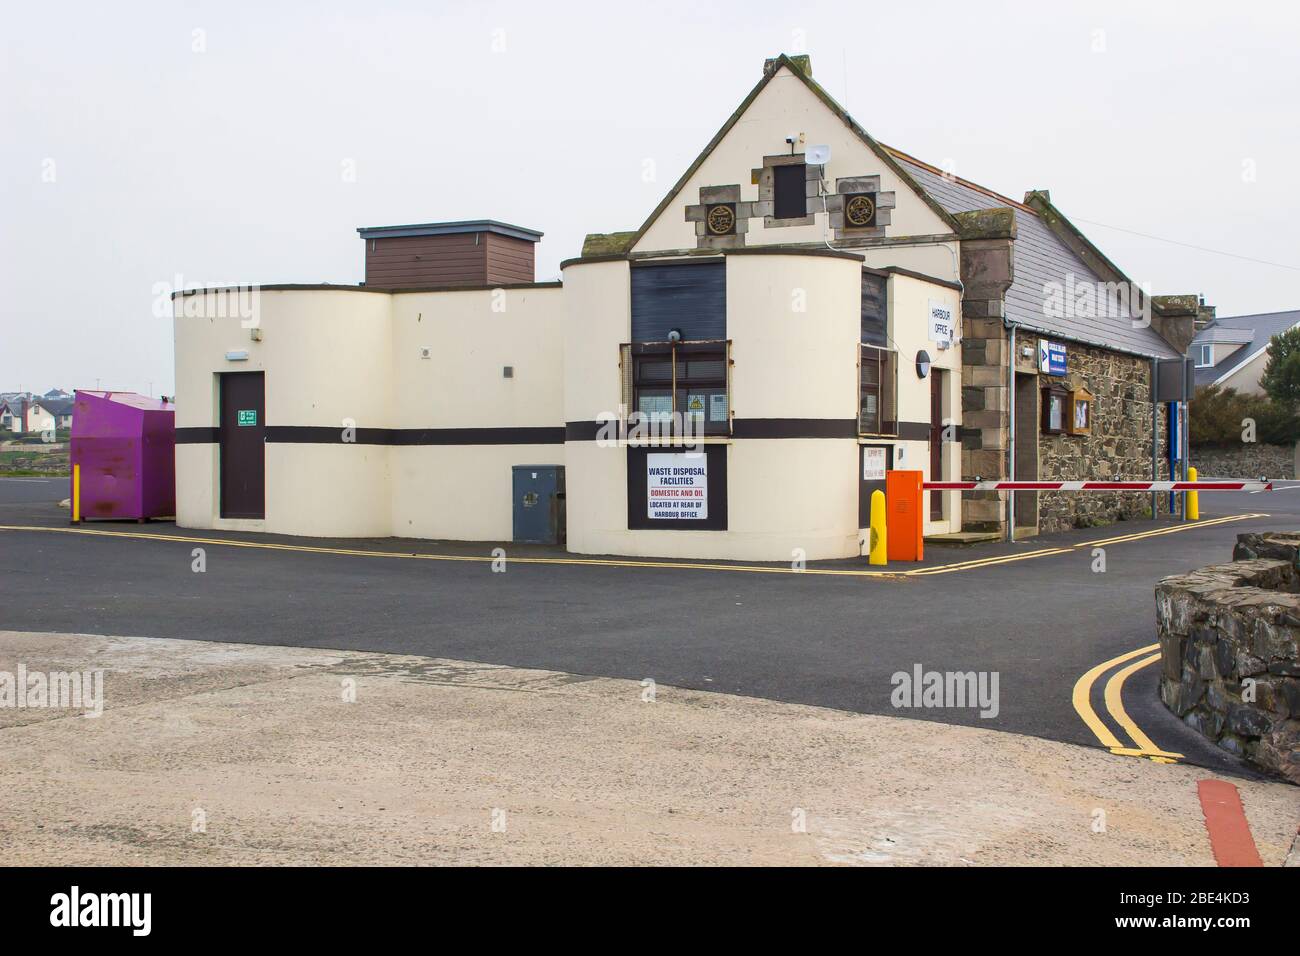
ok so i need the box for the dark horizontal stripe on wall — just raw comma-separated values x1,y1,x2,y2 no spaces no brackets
566,421,606,441
266,426,391,444
732,418,859,439
176,426,565,446
895,421,931,441
387,426,564,446
562,419,940,441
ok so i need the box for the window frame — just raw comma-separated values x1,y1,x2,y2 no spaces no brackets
622,339,732,437
772,163,808,221
858,343,899,437
1194,343,1213,368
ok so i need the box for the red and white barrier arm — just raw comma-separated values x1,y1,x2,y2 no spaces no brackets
924,480,1273,492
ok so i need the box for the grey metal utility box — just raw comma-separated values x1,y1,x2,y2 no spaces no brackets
512,465,565,545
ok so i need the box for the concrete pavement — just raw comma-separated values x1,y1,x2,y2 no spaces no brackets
2,629,1296,866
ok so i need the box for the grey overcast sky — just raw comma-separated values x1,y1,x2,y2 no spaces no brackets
2,0,1297,396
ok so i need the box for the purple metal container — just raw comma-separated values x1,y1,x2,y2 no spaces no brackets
70,391,176,520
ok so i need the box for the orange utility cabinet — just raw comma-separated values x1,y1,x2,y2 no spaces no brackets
885,470,924,562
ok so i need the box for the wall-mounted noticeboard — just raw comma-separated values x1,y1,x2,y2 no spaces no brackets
1068,387,1094,435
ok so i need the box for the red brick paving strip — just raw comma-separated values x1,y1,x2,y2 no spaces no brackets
1197,780,1264,867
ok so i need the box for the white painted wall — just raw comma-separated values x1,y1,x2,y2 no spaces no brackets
173,285,568,541
563,253,868,560
389,286,566,540
173,288,394,536
887,273,964,533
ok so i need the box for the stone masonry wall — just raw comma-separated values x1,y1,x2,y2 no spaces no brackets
1037,341,1171,533
958,233,1014,534
960,316,1009,532
1192,443,1297,481
1155,532,1300,784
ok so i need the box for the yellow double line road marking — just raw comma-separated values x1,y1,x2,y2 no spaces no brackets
1082,512,1264,548
1073,643,1182,763
912,511,1265,577
0,510,1268,580
908,547,1075,575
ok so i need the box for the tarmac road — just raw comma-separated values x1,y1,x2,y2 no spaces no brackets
1,476,1297,779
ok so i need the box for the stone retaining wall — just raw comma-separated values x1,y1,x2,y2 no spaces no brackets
1155,532,1300,784
1191,443,1297,480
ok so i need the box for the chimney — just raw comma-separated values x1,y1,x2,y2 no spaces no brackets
765,54,812,77
356,220,543,290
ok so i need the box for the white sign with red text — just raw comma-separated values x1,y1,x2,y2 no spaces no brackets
647,452,708,520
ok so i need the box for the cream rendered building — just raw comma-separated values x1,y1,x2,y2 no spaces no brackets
186,54,1193,558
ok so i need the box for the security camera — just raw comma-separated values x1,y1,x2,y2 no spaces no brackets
785,134,799,145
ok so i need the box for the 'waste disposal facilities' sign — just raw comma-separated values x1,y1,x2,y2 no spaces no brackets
646,453,708,520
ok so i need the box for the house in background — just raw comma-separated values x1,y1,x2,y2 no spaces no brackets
43,398,74,428
0,396,72,434
1192,310,1300,395
0,399,20,431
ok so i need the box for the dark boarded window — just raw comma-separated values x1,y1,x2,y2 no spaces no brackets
862,271,887,346
773,164,807,220
631,260,726,342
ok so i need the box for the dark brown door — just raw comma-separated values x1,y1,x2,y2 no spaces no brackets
219,372,265,519
929,373,944,520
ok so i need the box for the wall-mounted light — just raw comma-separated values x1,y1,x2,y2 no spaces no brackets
916,349,932,379
667,328,683,343
225,350,249,362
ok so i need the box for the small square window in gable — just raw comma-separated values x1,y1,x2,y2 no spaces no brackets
753,154,824,228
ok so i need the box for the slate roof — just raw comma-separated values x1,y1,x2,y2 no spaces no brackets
1192,310,1300,388
37,398,74,417
888,150,1181,360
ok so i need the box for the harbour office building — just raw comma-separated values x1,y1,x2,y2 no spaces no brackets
174,55,1200,561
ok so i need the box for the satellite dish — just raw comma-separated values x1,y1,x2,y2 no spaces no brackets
806,144,831,165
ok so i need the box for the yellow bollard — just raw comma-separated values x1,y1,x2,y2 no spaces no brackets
72,463,81,524
1186,466,1199,521
868,489,888,565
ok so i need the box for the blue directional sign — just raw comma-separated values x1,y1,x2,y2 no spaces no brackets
1038,339,1067,376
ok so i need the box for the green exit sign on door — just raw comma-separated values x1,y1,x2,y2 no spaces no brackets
237,409,257,426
